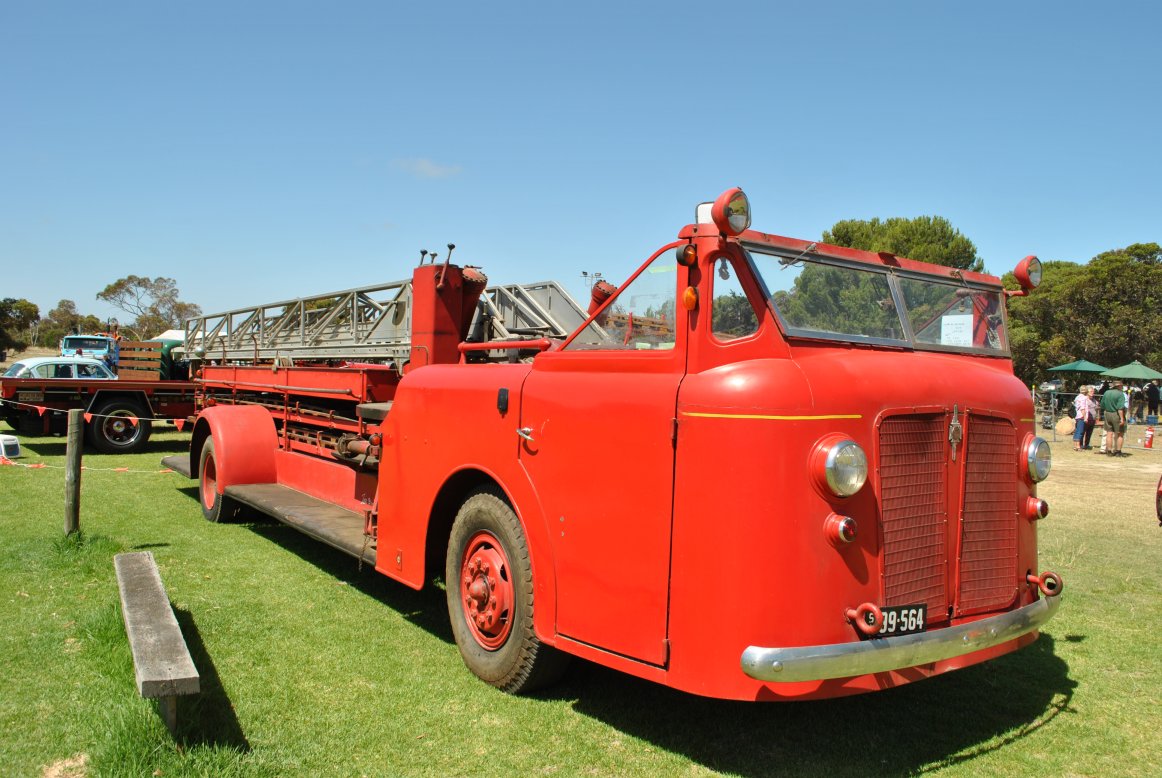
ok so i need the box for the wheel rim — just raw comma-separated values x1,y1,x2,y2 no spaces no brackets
201,453,218,511
460,531,513,650
101,411,142,447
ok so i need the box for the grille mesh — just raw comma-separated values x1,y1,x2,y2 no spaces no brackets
958,416,1018,612
879,415,948,616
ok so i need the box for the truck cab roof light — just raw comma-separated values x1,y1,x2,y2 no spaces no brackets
1008,255,1042,298
710,187,751,236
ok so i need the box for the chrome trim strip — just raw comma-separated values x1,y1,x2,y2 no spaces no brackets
740,596,1060,683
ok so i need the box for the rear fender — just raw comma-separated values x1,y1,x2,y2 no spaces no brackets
192,405,278,493
87,389,155,416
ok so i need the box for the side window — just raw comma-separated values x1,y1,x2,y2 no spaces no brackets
566,255,678,351
31,364,54,378
711,257,760,341
55,364,75,378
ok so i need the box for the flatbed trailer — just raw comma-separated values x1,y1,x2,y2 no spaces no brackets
166,188,1063,701
0,375,196,453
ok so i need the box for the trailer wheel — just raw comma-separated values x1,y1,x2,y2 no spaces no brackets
198,438,240,522
88,399,152,453
446,488,568,694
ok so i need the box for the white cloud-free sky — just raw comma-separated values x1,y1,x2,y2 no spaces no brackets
2,1,1158,325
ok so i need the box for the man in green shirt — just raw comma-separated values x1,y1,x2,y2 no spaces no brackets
1099,380,1128,456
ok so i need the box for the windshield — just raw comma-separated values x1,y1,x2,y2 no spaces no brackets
746,246,1009,355
62,337,113,351
3,363,29,378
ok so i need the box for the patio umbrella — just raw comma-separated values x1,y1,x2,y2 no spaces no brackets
1048,359,1108,372
1099,360,1162,381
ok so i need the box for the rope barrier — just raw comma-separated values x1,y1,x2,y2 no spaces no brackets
0,454,178,474
0,398,188,430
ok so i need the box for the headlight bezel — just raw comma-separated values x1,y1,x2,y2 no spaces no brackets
1024,434,1052,482
812,435,869,498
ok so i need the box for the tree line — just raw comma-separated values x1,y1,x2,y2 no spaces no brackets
821,216,1161,383
0,276,201,354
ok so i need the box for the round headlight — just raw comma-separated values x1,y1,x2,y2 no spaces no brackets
820,438,868,497
1025,436,1052,482
710,187,751,236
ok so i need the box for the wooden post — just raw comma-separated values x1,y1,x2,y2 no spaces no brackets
64,408,83,535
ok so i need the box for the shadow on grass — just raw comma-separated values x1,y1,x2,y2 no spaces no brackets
168,483,1075,772
217,509,455,643
172,607,250,751
557,634,1075,776
20,435,191,458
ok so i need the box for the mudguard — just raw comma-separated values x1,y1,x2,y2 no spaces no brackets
191,405,278,493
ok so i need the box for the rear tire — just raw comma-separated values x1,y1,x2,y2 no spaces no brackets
88,399,152,453
198,438,240,522
446,488,569,694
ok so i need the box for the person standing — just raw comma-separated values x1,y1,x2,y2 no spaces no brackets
1130,384,1145,422
1147,379,1160,418
1100,380,1128,457
1083,385,1099,449
1072,387,1088,451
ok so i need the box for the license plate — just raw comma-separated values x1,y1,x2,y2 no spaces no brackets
16,391,44,403
877,604,928,637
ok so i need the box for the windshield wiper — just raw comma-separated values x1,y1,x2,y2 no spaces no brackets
779,242,818,269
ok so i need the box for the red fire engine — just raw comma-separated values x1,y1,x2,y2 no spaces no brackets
165,188,1062,700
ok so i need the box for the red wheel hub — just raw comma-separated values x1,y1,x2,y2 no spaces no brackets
460,532,513,649
201,456,217,509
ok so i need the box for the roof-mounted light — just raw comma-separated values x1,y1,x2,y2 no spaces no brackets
1015,255,1042,291
710,187,751,237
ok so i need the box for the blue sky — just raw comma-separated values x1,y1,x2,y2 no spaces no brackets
2,1,1159,327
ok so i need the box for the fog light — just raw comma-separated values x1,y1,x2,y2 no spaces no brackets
824,513,858,547
1025,496,1049,520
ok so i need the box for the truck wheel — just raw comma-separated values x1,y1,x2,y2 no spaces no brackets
88,400,152,453
198,438,240,522
446,488,568,694
14,414,44,436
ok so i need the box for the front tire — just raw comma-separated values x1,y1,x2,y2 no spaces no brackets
446,488,568,693
198,438,240,522
88,399,152,453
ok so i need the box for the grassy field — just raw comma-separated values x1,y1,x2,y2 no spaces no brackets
1,429,1159,777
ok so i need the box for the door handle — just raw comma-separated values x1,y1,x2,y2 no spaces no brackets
517,427,535,443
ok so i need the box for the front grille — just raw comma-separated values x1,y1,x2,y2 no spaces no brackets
879,415,948,617
878,412,1019,621
958,416,1018,613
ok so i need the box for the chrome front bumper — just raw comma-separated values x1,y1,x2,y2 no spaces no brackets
741,596,1061,683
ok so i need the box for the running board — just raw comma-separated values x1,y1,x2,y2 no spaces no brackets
161,454,193,479
224,483,376,566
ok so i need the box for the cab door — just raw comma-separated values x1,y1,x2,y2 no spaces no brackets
518,252,684,665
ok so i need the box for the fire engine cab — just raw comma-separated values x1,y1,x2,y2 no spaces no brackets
168,188,1061,700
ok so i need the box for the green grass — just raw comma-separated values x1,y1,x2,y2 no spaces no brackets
1,430,1159,776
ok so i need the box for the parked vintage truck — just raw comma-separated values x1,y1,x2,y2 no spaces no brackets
0,338,196,453
164,188,1061,700
60,332,120,367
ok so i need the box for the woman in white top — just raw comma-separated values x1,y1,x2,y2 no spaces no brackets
1073,386,1090,451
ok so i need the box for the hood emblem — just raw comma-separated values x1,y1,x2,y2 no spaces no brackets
948,404,963,462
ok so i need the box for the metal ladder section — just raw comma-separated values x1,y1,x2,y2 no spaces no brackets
184,276,608,363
